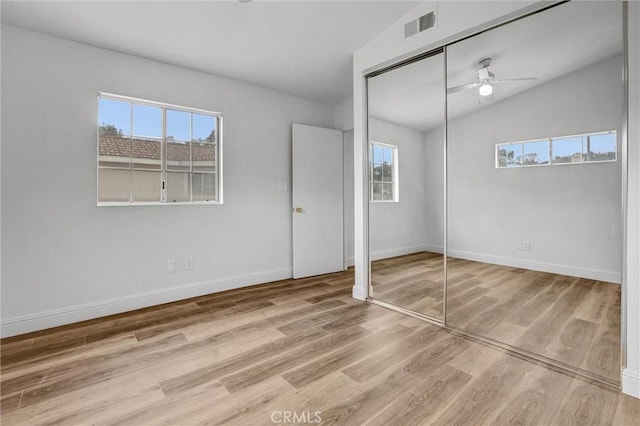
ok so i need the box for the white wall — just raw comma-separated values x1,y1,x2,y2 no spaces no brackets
334,96,354,131
0,25,335,337
427,55,622,283
343,130,354,266
0,16,3,324
368,117,427,260
623,0,640,399
336,97,355,267
423,126,444,252
352,1,640,398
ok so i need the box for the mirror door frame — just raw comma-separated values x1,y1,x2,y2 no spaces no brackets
360,0,629,389
365,47,447,325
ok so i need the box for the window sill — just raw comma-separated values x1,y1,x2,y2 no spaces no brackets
97,201,222,207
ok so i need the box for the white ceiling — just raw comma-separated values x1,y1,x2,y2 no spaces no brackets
0,0,421,105
368,1,623,132
368,54,445,132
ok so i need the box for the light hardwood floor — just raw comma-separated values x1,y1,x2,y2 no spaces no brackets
1,269,638,425
371,252,621,384
371,251,444,318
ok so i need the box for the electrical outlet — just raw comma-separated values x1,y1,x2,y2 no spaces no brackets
186,256,194,270
518,241,531,251
168,260,175,273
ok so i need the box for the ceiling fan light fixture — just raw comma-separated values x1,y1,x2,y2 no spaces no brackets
479,83,493,97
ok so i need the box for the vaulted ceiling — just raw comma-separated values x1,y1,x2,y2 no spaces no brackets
1,0,421,105
368,1,623,132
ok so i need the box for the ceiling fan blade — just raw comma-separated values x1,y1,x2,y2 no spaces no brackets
492,77,538,83
447,82,481,94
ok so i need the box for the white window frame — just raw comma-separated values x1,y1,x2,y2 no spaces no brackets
369,141,399,203
97,92,223,206
495,130,617,169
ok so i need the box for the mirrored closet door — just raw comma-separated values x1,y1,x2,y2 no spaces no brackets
366,0,624,386
445,1,623,384
367,51,446,321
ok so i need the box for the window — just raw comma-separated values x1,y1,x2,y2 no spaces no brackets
496,131,616,169
369,142,398,202
97,93,222,205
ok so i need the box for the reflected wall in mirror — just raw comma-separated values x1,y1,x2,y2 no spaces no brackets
367,52,445,320
445,1,622,383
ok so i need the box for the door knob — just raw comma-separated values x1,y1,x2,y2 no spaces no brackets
294,207,303,213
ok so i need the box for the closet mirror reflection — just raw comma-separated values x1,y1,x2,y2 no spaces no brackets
367,52,445,320
446,1,622,384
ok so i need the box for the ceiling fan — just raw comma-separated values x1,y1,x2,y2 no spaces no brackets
447,58,537,99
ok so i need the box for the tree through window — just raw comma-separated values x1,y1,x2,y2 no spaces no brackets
370,142,398,202
97,93,223,205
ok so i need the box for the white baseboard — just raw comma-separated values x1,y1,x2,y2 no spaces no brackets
346,256,355,268
447,249,621,284
370,244,436,262
0,267,292,338
352,284,367,301
423,244,444,254
365,244,618,283
623,369,640,399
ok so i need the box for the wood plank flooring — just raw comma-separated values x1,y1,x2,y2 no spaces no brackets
1,269,637,425
371,251,444,318
371,252,622,384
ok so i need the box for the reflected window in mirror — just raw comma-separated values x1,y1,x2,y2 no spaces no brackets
495,130,616,169
369,141,398,202
552,131,617,164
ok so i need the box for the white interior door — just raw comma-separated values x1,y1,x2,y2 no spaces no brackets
292,123,344,278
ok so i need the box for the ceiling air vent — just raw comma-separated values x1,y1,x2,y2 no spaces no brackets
404,11,436,39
